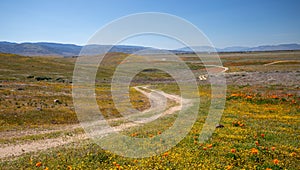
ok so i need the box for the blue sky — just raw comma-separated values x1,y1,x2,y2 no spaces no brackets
0,0,299,49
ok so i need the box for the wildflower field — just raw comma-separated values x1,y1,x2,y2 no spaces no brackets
0,51,299,169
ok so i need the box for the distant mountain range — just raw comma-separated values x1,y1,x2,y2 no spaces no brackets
178,44,300,52
0,41,300,56
0,42,158,56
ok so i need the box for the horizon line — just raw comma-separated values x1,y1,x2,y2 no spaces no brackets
1,40,300,50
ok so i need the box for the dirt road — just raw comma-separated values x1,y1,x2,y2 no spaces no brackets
0,86,185,159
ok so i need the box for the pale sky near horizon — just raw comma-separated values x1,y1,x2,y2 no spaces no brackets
0,0,299,49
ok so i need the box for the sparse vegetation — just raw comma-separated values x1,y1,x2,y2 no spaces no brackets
0,51,299,169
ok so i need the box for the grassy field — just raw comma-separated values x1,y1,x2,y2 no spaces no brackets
0,51,299,169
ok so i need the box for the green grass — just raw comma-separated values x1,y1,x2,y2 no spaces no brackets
0,51,299,169
1,91,299,169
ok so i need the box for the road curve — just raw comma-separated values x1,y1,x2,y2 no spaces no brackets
0,86,185,159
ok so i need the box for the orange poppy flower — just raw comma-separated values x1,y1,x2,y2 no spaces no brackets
163,152,169,157
225,165,233,170
273,159,279,164
35,162,42,167
231,148,236,153
230,94,240,97
246,95,253,99
271,147,275,151
130,133,138,137
251,148,258,154
116,164,121,169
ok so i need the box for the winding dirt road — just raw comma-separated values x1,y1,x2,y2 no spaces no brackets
263,60,300,66
198,65,229,81
0,86,185,159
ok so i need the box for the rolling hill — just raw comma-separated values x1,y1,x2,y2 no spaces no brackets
177,43,300,52
0,42,159,56
1,41,300,56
